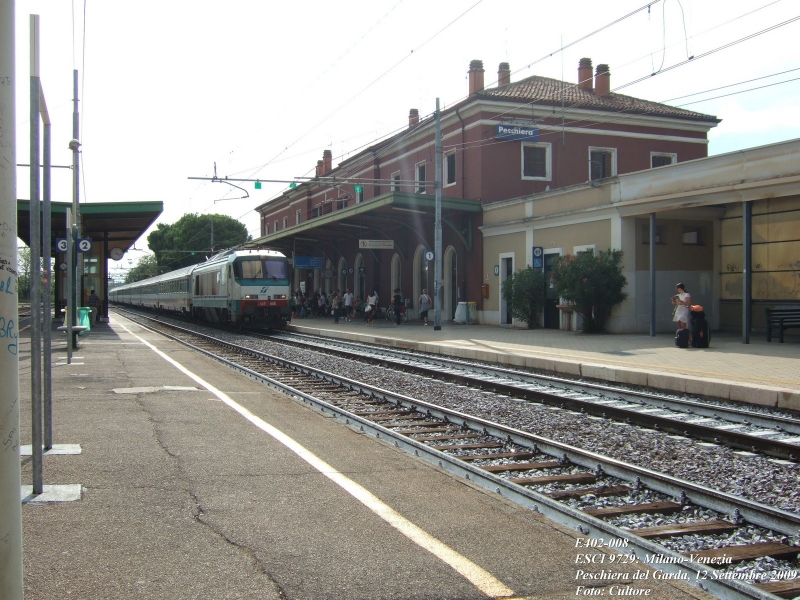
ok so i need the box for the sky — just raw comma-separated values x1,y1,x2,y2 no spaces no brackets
12,0,800,276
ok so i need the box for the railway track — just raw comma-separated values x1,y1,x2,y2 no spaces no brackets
267,330,800,462
115,308,800,600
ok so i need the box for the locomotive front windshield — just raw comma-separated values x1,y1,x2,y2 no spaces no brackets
233,257,288,283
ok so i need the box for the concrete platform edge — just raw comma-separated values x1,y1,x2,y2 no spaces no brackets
285,324,800,411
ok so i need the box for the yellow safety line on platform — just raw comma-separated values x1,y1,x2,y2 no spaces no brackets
117,320,517,599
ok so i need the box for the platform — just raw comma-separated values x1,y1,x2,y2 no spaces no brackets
15,317,713,599
286,317,800,412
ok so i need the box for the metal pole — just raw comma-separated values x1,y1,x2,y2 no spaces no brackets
42,86,53,448
0,0,25,595
742,200,752,344
30,14,44,494
71,69,80,339
433,98,443,330
649,212,656,337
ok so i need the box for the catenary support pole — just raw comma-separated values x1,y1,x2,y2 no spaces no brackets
742,200,752,344
30,14,43,494
42,86,53,448
0,0,25,596
70,69,80,344
433,98,443,331
66,207,73,363
649,212,656,337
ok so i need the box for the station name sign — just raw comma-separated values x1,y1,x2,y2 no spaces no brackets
294,256,324,269
495,124,539,141
359,239,394,250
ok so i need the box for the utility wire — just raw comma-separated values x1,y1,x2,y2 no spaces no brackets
240,0,484,183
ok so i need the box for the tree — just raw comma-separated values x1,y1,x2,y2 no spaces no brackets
549,248,628,333
501,266,545,329
147,213,250,271
125,254,158,283
17,246,30,302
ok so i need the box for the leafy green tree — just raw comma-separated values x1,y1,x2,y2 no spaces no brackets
125,254,158,283
147,213,250,270
549,249,628,333
17,246,30,302
501,266,545,329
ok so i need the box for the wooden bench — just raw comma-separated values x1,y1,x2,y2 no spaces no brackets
766,307,800,342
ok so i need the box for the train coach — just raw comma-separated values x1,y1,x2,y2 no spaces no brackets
109,249,292,328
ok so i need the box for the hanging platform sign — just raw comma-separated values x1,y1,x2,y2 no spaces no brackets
495,124,539,141
294,256,324,269
359,239,394,250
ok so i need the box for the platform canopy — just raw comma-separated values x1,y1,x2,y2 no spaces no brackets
248,191,481,261
16,200,163,253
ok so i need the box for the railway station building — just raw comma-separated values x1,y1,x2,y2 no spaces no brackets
481,137,800,335
250,58,720,321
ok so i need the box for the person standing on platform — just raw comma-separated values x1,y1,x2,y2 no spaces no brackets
343,288,354,321
672,283,691,330
365,289,378,326
392,288,403,325
418,288,431,326
88,289,101,323
332,290,341,323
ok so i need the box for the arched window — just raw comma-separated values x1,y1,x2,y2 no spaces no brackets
444,245,458,320
354,254,365,300
325,259,333,294
337,256,347,293
391,254,401,296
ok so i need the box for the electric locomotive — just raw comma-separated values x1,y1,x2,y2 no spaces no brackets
109,248,292,329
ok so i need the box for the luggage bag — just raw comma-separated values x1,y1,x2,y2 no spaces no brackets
675,328,690,348
691,317,710,348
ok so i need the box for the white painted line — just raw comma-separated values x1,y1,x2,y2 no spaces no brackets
117,320,516,599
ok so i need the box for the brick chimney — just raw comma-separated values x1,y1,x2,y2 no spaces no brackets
409,108,419,128
578,58,593,92
322,150,332,175
468,60,485,95
497,62,510,87
595,64,610,96
315,160,323,178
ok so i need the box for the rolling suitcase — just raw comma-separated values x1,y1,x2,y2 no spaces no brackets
675,329,690,348
691,316,710,348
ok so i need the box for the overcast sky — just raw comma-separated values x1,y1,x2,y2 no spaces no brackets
13,0,800,273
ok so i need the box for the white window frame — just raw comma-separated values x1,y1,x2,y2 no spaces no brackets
274,220,279,232
521,142,552,181
415,161,426,194
588,146,617,181
264,222,269,235
283,216,288,229
295,209,301,225
391,171,401,192
444,151,457,187
650,152,677,168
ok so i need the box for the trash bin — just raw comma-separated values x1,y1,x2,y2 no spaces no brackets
77,307,92,334
454,302,467,324
466,301,477,324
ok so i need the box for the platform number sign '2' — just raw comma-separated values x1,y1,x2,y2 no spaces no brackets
78,239,93,253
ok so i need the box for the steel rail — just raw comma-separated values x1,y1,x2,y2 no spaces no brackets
269,330,800,461
118,310,798,600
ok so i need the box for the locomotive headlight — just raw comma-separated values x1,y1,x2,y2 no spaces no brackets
244,294,258,299
274,294,286,299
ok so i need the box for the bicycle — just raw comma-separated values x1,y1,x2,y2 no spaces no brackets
385,305,407,323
